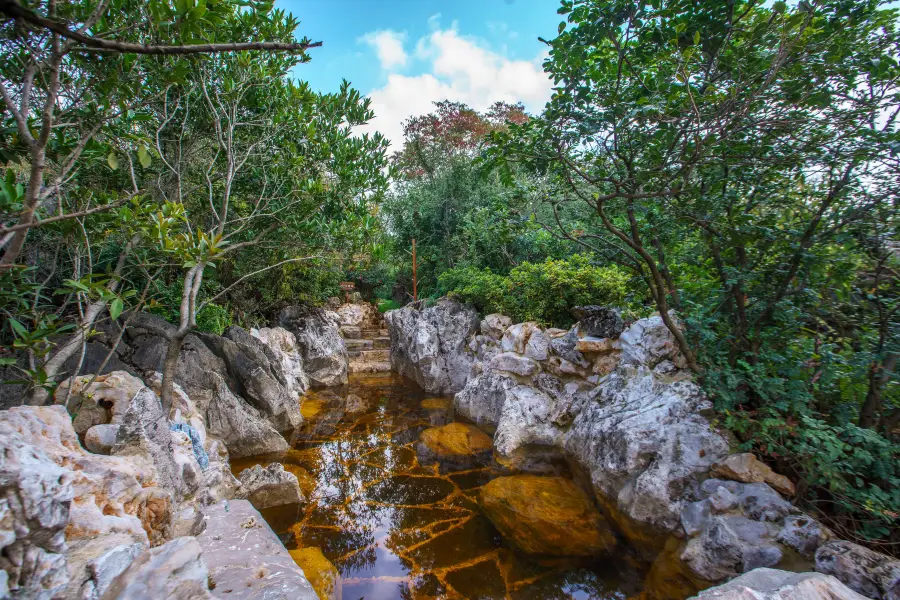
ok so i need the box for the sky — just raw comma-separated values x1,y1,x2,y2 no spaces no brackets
274,0,560,149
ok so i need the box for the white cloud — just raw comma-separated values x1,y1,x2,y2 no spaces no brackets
359,30,408,70
357,26,552,150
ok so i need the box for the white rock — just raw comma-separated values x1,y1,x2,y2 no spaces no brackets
691,568,868,599
480,314,512,340
489,352,541,377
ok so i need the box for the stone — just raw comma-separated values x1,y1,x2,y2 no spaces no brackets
198,326,303,434
197,499,318,600
289,547,341,600
418,422,493,460
682,500,712,537
454,370,516,432
815,540,900,600
592,352,620,377
202,373,289,459
0,406,171,598
236,463,304,509
73,538,144,600
278,305,348,388
420,398,451,410
549,327,590,368
252,326,310,397
85,423,119,455
113,386,180,497
100,536,212,599
481,313,512,340
571,306,625,339
618,314,687,369
776,515,832,559
488,352,540,377
480,475,617,556
55,371,147,435
524,329,551,361
691,568,869,599
710,453,796,497
575,336,618,353
708,486,740,513
736,483,792,523
501,322,541,354
384,299,479,394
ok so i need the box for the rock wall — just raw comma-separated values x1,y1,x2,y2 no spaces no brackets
385,299,900,600
384,299,480,394
278,305,348,388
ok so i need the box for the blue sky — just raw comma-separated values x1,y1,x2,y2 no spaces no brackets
274,0,560,148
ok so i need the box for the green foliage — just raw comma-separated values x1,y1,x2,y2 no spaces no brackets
376,299,400,313
195,303,232,336
439,255,630,327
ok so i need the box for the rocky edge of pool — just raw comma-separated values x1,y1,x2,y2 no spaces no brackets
0,300,897,600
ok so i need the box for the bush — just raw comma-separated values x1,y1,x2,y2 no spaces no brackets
439,255,629,327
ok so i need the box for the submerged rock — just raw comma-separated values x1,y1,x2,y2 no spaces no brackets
236,463,304,509
480,475,616,556
691,567,868,599
289,547,341,600
384,299,479,394
418,422,493,468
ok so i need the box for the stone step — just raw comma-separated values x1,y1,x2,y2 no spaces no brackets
340,326,361,338
355,349,390,362
345,339,373,350
348,361,392,374
372,337,391,349
360,328,389,338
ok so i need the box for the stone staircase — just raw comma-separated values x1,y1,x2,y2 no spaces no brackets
337,303,392,374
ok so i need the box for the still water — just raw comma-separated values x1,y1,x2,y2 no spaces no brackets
232,373,647,600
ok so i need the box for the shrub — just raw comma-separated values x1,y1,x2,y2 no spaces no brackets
439,255,629,327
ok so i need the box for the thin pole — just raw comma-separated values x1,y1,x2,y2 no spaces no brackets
412,238,418,302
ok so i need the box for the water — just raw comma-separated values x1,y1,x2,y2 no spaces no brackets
232,373,647,600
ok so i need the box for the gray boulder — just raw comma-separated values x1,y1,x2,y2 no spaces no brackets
480,314,512,339
235,463,304,509
815,540,900,600
278,305,348,388
202,374,288,459
571,305,625,339
549,328,591,368
99,537,212,600
691,568,868,599
385,299,479,394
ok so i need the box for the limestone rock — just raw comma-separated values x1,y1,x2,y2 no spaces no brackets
815,540,900,600
289,547,341,600
85,424,119,455
571,306,625,339
202,373,288,459
68,535,144,600
278,305,349,388
480,475,617,556
618,314,687,369
488,352,540,377
480,313,512,340
524,329,551,361
100,536,212,600
55,371,146,435
575,336,618,353
711,453,796,497
776,515,832,559
501,322,541,354
236,463,304,509
384,299,479,394
691,567,869,599
197,499,318,600
549,328,590,368
252,326,310,397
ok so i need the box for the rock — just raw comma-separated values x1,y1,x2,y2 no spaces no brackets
488,352,540,377
289,547,341,600
735,482,792,523
236,463,304,509
113,386,180,498
100,536,212,599
454,370,516,432
480,314,512,340
501,322,541,354
384,299,479,394
202,373,289,459
418,422,493,465
0,406,172,598
198,326,303,434
278,305,348,388
710,453,796,497
682,500,712,537
524,329,551,361
592,352,620,377
336,302,380,330
480,475,617,556
776,515,832,559
571,306,625,339
70,536,144,600
618,314,687,369
815,540,900,600
575,336,618,353
691,567,869,599
54,371,146,435
197,499,318,599
85,424,119,455
252,326,310,397
549,328,590,368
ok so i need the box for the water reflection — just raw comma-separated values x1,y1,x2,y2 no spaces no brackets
232,373,646,599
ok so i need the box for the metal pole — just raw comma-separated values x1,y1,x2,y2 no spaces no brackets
412,238,418,302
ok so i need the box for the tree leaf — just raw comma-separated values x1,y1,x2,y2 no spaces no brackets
110,297,124,321
107,152,119,170
137,145,152,168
